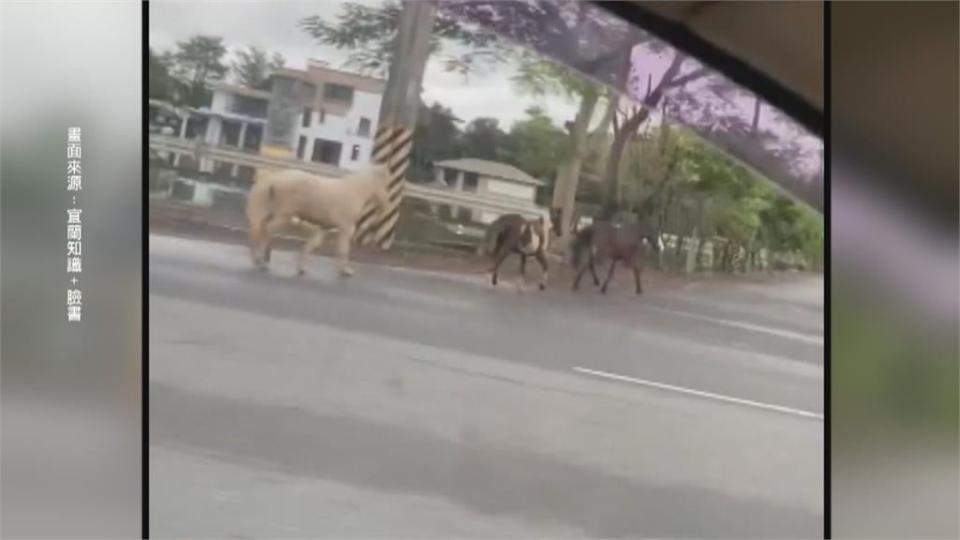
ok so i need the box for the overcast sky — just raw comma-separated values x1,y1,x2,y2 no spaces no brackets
149,0,581,129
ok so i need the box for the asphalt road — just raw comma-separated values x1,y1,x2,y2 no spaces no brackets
150,234,824,538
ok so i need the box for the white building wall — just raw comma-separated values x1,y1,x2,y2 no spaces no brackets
478,210,500,224
484,177,536,201
294,89,382,171
210,90,230,113
203,117,222,147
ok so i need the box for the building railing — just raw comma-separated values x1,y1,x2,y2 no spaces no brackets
148,134,548,221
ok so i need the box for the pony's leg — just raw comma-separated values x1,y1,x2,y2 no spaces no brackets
490,251,509,286
600,259,617,294
250,213,272,268
534,250,549,290
631,255,644,295
254,214,286,268
487,233,506,272
335,224,356,277
249,225,265,267
589,256,601,286
572,260,590,290
296,226,326,276
519,254,528,288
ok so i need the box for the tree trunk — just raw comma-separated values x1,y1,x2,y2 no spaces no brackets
695,238,706,271
600,53,689,217
600,107,649,216
552,89,599,237
675,235,686,268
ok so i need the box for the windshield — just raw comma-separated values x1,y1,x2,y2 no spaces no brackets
148,1,824,537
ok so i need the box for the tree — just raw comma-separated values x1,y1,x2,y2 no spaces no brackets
655,129,825,273
148,47,177,101
511,52,613,236
503,106,570,182
460,118,510,162
600,51,711,217
621,121,682,220
167,35,229,107
299,1,506,78
231,46,286,90
434,0,693,220
410,102,464,181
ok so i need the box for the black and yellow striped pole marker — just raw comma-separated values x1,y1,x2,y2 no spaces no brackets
356,123,414,249
354,0,434,250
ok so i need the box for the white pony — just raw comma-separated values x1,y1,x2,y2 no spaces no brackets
246,163,391,277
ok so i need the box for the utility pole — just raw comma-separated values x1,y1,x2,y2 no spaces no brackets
356,0,435,249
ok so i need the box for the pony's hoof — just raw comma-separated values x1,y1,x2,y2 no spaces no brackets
539,283,546,291
338,268,355,277
296,269,306,277
601,288,609,295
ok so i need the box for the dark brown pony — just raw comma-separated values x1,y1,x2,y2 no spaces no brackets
569,218,663,294
485,210,561,290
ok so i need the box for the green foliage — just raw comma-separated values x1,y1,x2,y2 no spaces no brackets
410,105,568,195
511,52,600,103
621,124,679,210
410,102,464,180
165,35,229,107
299,1,506,78
641,129,823,269
460,118,511,162
231,46,286,90
148,48,176,101
501,107,570,182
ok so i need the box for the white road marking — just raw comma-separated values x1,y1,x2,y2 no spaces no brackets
573,366,824,420
647,306,824,346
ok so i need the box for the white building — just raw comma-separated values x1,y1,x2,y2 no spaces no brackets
202,82,269,153
281,60,385,171
432,158,546,224
164,82,270,184
165,60,385,183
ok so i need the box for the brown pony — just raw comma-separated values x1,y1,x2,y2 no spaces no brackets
484,211,560,290
569,218,663,294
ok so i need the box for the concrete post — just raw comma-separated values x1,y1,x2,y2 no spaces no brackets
238,122,248,150
355,0,435,249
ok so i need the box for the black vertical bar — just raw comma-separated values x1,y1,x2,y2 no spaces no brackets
141,1,150,537
823,2,832,538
